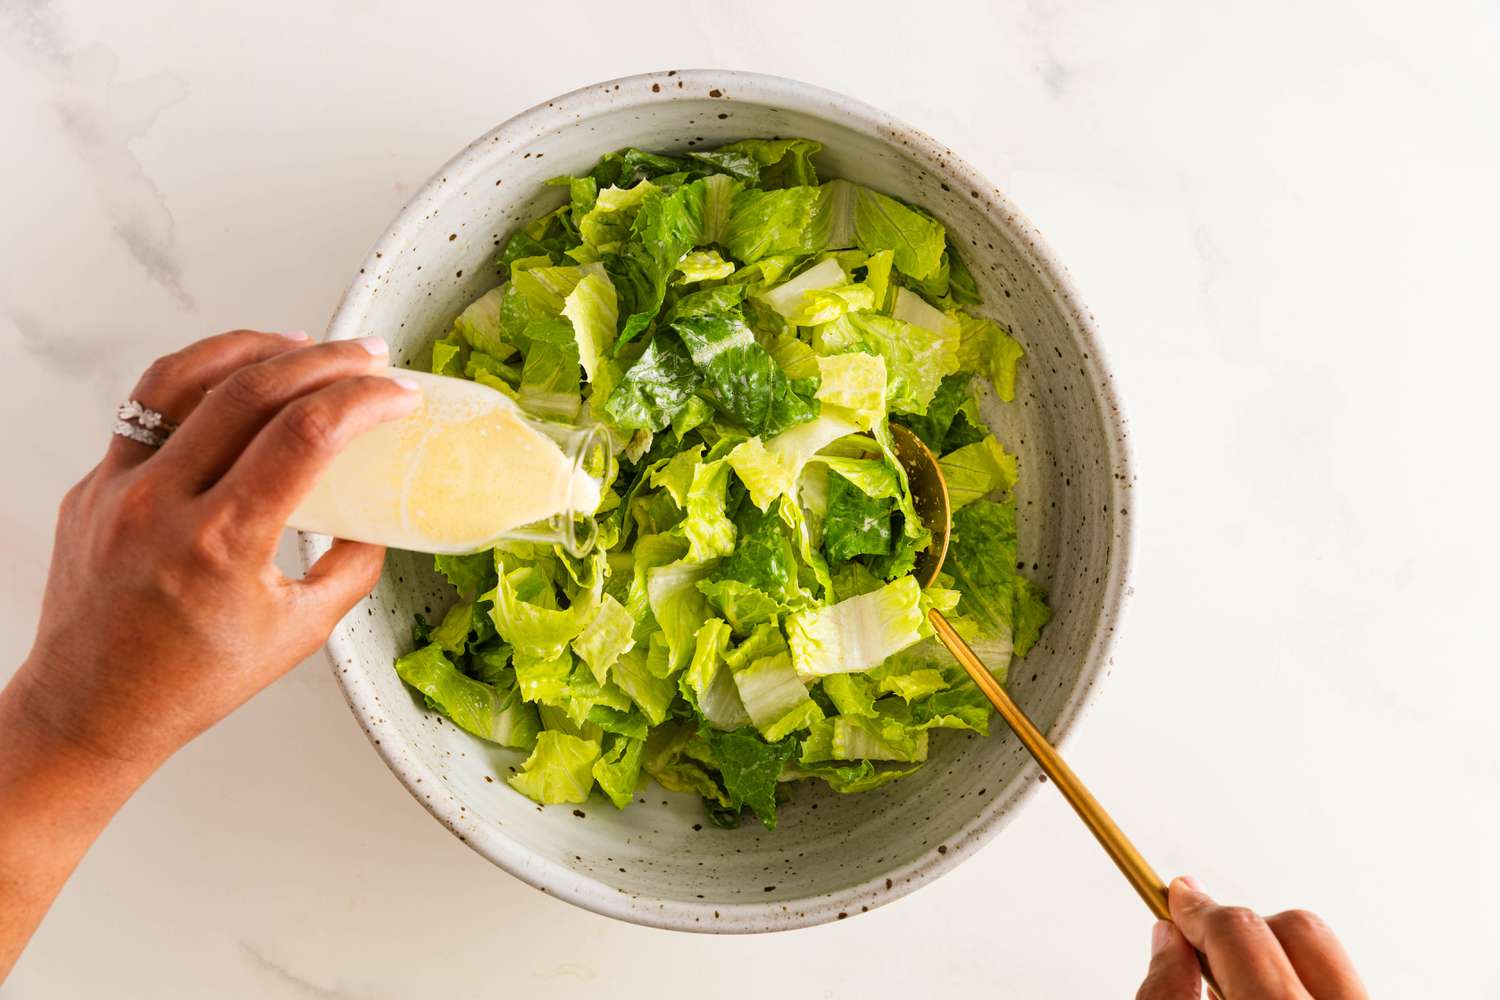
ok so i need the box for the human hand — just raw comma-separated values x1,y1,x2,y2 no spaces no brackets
10,330,419,773
1136,877,1367,999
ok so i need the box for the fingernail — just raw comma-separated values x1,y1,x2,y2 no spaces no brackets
278,329,311,341
357,336,388,356
392,375,420,392
1150,920,1174,956
1180,875,1206,893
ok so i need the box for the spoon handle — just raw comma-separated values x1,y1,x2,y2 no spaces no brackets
925,608,1222,999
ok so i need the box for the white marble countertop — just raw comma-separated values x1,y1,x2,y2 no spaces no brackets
3,1,1497,996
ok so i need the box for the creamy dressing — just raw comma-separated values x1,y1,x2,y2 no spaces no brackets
288,369,600,554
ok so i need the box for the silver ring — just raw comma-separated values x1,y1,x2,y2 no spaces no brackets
113,399,177,449
116,399,179,433
112,420,166,448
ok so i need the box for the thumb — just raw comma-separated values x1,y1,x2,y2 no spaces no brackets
296,539,387,629
1135,920,1203,1000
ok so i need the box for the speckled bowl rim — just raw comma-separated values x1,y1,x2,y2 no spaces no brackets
300,69,1134,933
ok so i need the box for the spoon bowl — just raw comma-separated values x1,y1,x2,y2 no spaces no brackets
888,424,949,589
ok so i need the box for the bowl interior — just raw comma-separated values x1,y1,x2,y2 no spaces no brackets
310,72,1128,931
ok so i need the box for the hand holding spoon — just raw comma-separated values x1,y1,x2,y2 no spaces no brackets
889,424,1222,1000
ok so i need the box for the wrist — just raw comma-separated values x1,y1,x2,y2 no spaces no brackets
1,659,164,794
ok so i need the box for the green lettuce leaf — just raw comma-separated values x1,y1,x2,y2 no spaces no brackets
945,500,1055,660
395,644,540,750
579,183,655,252
623,532,687,626
830,561,884,602
697,173,740,246
705,727,797,830
591,735,645,808
453,286,513,358
680,458,737,561
515,318,582,421
426,600,475,655
820,673,877,717
676,249,736,282
899,372,973,452
697,579,784,635
755,258,874,326
588,148,693,188
786,575,925,679
494,211,569,280
862,249,895,311
603,335,702,431
811,180,946,281
607,183,704,343
812,456,901,499
642,721,730,806
715,506,796,595
699,138,820,188
484,558,600,663
814,311,959,415
946,498,1018,642
464,350,520,391
512,650,572,704
955,312,1025,402
877,668,949,702
610,646,678,725
812,351,887,429
766,333,820,380
670,395,715,440
560,268,618,384
947,250,981,305
631,488,683,538
939,436,1017,509
821,469,895,562
777,493,836,602
799,759,923,793
509,264,586,319
669,308,818,437
683,618,752,731
588,704,649,740
572,594,636,684
726,624,824,741
430,331,467,377
891,288,957,341
648,444,702,506
645,559,714,676
667,286,749,326
507,731,601,805
800,712,928,764
463,636,511,684
725,410,863,511
547,174,598,228
724,187,821,263
910,673,993,734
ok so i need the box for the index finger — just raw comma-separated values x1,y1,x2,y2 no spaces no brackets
205,373,421,550
1266,910,1368,1000
103,329,311,474
1168,878,1311,999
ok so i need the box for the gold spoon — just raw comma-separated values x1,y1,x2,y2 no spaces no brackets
890,424,1223,1000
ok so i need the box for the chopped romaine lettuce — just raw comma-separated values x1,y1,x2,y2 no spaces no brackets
939,436,1018,509
395,644,539,750
508,731,601,804
786,576,926,679
393,137,1051,825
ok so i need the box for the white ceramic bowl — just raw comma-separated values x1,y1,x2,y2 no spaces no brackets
301,70,1133,932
